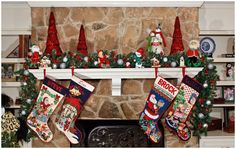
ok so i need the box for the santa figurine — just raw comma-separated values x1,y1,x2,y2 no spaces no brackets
149,24,166,55
28,45,42,64
134,48,144,68
186,40,200,66
97,50,110,68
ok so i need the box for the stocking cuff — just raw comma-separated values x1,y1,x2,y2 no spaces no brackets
182,75,203,92
154,76,179,100
69,76,95,105
44,77,68,96
71,76,95,92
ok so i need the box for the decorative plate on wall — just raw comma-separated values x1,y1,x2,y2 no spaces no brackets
200,37,216,57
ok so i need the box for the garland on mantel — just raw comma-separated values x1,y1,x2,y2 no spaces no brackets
26,49,204,69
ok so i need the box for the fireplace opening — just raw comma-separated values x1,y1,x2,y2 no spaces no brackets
71,120,164,147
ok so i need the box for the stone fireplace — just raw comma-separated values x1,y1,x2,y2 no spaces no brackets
31,7,199,147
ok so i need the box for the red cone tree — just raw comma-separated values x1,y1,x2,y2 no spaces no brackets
77,25,88,56
170,16,184,55
44,11,62,56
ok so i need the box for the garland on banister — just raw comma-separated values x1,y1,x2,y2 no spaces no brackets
15,69,38,142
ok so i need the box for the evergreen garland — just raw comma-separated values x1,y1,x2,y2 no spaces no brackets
14,68,38,142
191,57,219,137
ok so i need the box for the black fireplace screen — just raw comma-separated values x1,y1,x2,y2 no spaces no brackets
71,120,164,147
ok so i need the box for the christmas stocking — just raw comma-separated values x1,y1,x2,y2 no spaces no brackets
55,75,95,144
165,75,203,141
27,77,68,142
139,76,178,143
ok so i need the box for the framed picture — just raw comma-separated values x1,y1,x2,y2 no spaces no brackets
2,64,16,82
223,86,235,103
226,37,235,55
214,87,224,104
215,87,223,98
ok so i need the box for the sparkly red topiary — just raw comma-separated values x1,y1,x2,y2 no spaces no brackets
77,25,88,56
170,16,184,55
44,11,62,57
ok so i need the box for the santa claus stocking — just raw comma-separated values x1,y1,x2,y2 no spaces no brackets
139,76,178,143
55,75,95,144
165,75,203,141
27,77,68,142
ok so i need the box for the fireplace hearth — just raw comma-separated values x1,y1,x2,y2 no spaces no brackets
71,120,164,147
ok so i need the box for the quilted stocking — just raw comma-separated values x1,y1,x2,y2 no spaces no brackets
139,76,178,143
27,77,68,142
165,75,203,141
55,75,95,144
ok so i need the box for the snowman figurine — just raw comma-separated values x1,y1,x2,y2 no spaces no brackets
40,56,51,69
149,24,166,55
2,66,5,78
29,45,42,64
134,48,144,68
6,66,14,78
179,56,185,67
226,63,234,80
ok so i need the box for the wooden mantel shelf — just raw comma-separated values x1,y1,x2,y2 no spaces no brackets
29,67,203,96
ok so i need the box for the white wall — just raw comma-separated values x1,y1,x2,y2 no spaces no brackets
2,2,31,35
199,2,235,34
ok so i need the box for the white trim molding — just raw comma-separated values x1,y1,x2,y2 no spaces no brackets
2,58,26,63
28,68,203,96
1,30,32,35
27,1,204,7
